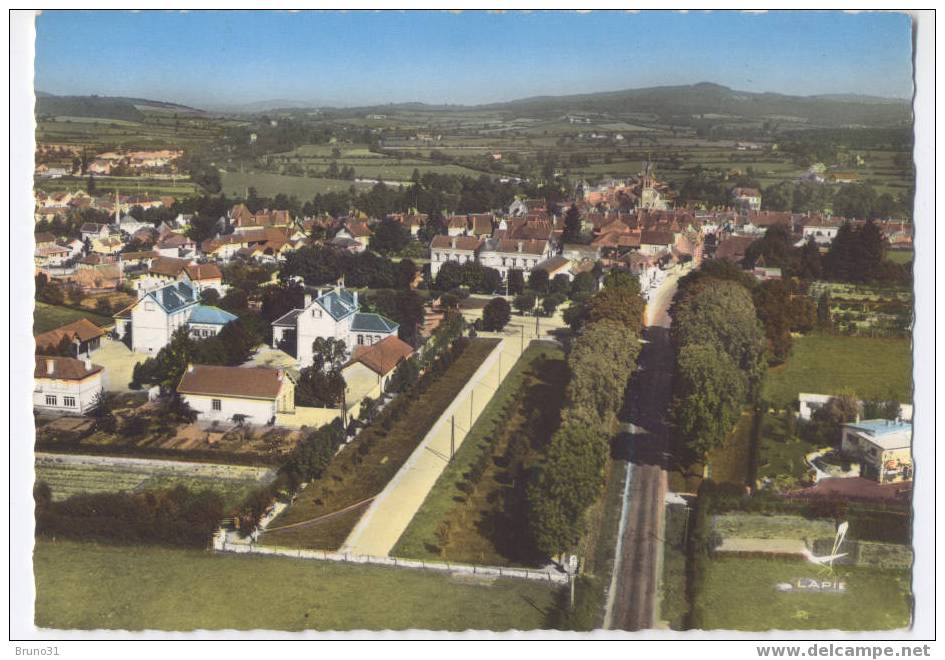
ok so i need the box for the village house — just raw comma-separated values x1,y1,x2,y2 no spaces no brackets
113,280,236,354
639,229,676,256
177,364,295,425
342,335,415,405
840,419,913,484
477,238,552,282
800,216,844,246
532,255,573,282
80,222,111,243
332,221,373,252
34,243,73,268
732,187,762,212
270,286,400,368
429,235,482,279
35,318,108,357
33,355,105,415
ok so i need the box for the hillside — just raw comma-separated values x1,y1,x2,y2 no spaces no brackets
35,93,204,122
484,83,912,127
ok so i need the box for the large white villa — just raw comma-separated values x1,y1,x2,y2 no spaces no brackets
114,280,238,354
271,286,399,367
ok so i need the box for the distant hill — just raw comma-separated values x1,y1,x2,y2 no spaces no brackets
35,93,204,121
481,83,912,127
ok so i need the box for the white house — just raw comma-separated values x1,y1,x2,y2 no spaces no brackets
114,280,237,354
177,364,295,425
33,355,105,415
429,235,482,279
840,419,912,484
271,286,400,368
732,187,762,213
477,238,552,282
800,217,843,245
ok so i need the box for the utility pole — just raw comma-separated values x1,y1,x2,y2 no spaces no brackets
470,389,475,427
450,415,455,462
520,323,524,355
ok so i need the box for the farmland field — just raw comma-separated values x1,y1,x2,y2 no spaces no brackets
34,302,113,334
34,453,273,509
220,170,374,198
807,281,912,337
34,540,561,631
694,556,911,630
35,175,198,197
762,334,913,408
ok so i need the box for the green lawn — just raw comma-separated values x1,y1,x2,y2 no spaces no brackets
762,334,912,408
392,342,566,566
887,250,914,264
34,302,114,335
670,409,754,494
33,540,560,631
757,411,817,486
694,557,911,631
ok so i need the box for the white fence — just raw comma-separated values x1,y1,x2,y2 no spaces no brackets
212,530,567,584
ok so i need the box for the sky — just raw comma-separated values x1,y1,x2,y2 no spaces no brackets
33,10,915,108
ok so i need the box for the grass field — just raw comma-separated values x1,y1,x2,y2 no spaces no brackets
886,250,914,264
660,503,690,630
263,339,501,550
34,302,114,334
694,557,911,631
33,540,560,631
34,175,198,197
220,170,374,198
392,342,566,566
762,334,913,408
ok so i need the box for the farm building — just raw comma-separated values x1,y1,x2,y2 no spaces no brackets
35,318,107,357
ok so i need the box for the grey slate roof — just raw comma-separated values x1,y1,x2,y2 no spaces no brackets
147,280,198,313
350,312,399,334
272,309,302,327
316,289,358,321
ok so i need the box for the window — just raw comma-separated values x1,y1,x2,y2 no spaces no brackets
63,396,76,407
357,335,364,345
45,395,57,406
212,399,222,411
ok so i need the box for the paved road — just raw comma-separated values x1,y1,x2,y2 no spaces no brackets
607,268,683,631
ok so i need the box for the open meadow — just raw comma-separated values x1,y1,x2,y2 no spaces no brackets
34,302,114,334
762,334,913,408
33,539,561,631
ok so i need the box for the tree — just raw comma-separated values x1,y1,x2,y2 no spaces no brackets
569,271,597,300
562,203,582,242
310,337,348,372
862,397,901,421
566,319,640,429
583,284,645,333
753,279,795,365
507,269,525,295
528,268,549,295
369,218,411,254
669,343,748,458
396,258,418,289
542,292,566,316
513,290,537,315
482,297,511,331
672,279,767,396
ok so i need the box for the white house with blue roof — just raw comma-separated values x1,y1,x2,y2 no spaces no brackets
271,286,400,367
114,280,239,354
841,419,913,484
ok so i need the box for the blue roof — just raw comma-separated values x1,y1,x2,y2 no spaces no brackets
350,312,399,334
188,305,238,326
316,288,358,321
845,419,912,437
148,280,198,313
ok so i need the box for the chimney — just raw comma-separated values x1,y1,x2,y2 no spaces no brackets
187,363,195,374
451,237,457,249
304,293,312,308
46,359,55,376
517,241,523,253
83,358,92,372
353,290,358,308
277,369,284,382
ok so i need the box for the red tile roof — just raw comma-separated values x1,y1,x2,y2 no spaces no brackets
34,355,103,381
177,365,288,400
349,336,414,376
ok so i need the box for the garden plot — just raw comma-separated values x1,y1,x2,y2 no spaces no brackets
712,513,836,544
35,452,274,507
807,281,912,337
